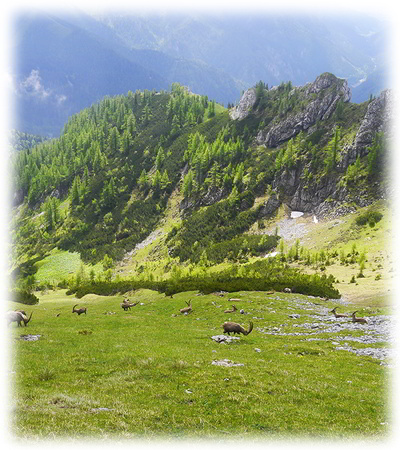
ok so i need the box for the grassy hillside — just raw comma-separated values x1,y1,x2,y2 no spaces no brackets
9,289,391,439
261,200,392,306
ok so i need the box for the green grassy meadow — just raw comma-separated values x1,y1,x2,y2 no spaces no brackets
8,288,391,440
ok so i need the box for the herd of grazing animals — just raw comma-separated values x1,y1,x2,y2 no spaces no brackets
6,294,369,337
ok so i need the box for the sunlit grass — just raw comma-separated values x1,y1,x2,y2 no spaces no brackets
34,248,104,285
9,289,391,439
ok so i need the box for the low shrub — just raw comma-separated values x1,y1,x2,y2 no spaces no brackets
68,258,340,299
355,210,383,227
10,289,40,305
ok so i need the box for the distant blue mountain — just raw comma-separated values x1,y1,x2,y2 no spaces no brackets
12,12,240,136
11,11,389,137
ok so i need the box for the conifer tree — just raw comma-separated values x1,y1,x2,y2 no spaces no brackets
182,170,194,199
138,169,149,191
70,175,81,206
108,127,120,153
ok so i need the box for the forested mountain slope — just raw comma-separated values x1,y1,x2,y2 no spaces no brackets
11,74,391,295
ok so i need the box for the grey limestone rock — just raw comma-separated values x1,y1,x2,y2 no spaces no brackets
339,89,392,169
230,88,257,120
256,73,351,148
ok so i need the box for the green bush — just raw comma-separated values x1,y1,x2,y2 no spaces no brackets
10,289,39,305
206,234,279,263
68,258,340,300
355,210,383,227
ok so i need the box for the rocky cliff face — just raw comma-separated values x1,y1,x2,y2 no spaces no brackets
231,73,391,217
280,88,391,214
339,89,392,170
256,73,351,148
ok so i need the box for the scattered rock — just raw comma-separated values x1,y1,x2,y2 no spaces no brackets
91,407,114,413
211,335,240,344
18,334,41,341
212,359,244,367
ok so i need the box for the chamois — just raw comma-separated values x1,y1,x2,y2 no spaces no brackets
72,304,87,315
330,307,348,318
6,311,32,327
351,311,368,324
222,321,253,336
224,305,237,313
180,300,192,314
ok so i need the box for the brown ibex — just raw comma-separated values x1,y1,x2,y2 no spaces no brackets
222,321,253,336
330,307,348,318
72,304,87,315
224,305,237,313
180,300,192,314
6,311,32,327
351,311,368,324
121,300,139,311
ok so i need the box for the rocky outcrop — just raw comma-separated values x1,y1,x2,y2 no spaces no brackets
194,74,389,217
270,84,391,214
339,90,392,169
259,193,281,217
230,88,257,120
256,73,351,148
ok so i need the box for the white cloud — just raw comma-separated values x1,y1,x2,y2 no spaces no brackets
19,69,51,100
56,94,67,105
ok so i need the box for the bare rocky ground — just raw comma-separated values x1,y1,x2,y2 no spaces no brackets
256,294,394,367
265,212,315,245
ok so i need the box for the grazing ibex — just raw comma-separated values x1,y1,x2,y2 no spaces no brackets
351,311,368,324
72,304,87,315
330,307,348,318
180,300,192,314
121,300,139,311
224,305,237,313
222,321,253,336
6,310,32,327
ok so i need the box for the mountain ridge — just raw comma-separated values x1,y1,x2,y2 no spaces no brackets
12,73,390,285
